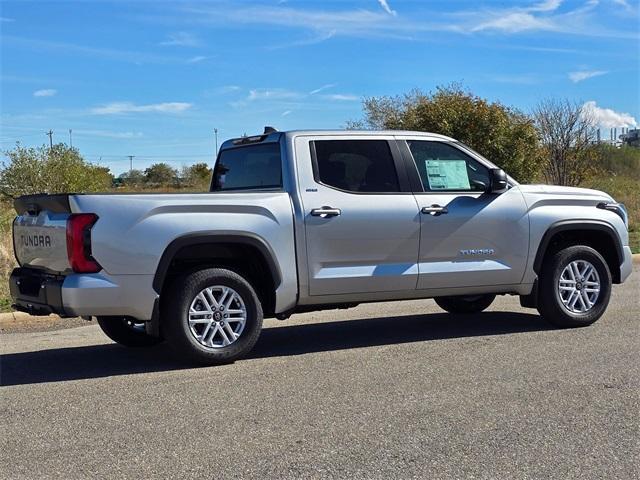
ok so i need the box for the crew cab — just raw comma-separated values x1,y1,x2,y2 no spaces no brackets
10,129,633,364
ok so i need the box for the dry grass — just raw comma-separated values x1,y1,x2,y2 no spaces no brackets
1,201,16,312
583,175,640,253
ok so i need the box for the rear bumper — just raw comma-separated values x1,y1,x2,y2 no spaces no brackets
10,268,67,316
10,267,157,320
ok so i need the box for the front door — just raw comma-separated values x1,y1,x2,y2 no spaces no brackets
295,136,421,296
401,139,529,291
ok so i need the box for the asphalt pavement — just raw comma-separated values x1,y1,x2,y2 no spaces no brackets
1,265,639,479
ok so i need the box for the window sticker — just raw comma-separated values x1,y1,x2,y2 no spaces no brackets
425,160,470,190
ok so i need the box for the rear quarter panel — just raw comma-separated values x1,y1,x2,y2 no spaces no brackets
70,192,297,312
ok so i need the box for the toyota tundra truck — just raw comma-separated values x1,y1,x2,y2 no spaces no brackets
10,129,633,364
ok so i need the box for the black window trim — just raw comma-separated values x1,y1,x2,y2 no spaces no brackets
209,140,285,193
309,139,413,195
398,139,492,195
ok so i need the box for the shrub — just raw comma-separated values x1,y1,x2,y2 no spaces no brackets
348,84,544,183
0,143,113,198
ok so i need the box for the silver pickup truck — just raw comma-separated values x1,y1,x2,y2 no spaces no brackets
11,129,633,364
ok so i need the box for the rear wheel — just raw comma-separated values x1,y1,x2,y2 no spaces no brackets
162,268,263,365
97,317,161,347
434,294,496,314
537,245,611,328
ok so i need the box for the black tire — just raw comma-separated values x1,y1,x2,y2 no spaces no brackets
537,245,611,328
97,317,162,347
434,294,496,314
162,268,263,365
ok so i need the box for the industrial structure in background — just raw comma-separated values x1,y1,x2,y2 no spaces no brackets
595,127,639,148
619,128,639,148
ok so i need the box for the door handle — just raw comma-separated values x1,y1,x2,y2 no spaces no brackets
421,204,448,216
310,206,341,218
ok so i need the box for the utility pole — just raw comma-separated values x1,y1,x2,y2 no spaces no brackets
127,155,134,174
69,129,73,148
214,128,218,154
46,130,53,149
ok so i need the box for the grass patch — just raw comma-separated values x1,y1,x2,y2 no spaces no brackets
0,296,12,313
582,175,640,253
0,200,16,312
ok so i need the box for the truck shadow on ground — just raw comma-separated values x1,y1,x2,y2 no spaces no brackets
1,311,552,387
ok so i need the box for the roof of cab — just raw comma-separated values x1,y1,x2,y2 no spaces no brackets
220,129,456,150
284,130,455,141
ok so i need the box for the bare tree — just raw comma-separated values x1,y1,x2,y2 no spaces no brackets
533,99,598,186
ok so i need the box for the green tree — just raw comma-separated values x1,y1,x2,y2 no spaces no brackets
348,84,543,183
181,162,212,189
0,143,113,198
144,163,177,186
119,169,146,187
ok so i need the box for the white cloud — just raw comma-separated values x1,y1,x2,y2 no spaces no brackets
159,32,201,47
181,1,634,41
1,16,15,22
322,94,359,101
281,110,292,117
528,0,563,12
247,89,303,101
309,83,337,95
186,55,210,64
612,0,632,10
377,0,397,16
75,129,144,139
471,12,555,33
269,29,336,49
33,89,57,97
91,102,192,115
568,70,608,82
582,101,637,128
216,85,241,94
4,35,180,64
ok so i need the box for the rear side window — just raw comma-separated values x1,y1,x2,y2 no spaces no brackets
313,140,400,193
211,143,282,191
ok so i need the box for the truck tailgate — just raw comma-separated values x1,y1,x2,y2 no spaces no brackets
13,194,72,273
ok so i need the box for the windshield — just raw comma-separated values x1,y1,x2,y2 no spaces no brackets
210,143,282,192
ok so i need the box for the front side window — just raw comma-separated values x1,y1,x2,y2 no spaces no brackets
211,143,282,191
313,140,400,193
407,141,490,192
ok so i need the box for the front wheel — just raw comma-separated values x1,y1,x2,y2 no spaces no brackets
537,245,611,328
434,294,496,314
162,268,263,365
97,317,162,347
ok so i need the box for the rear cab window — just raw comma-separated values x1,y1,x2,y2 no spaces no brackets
211,143,282,192
311,140,401,193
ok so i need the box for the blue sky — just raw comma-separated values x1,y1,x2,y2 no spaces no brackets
1,0,638,176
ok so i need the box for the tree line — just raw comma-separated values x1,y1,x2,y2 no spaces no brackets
1,84,638,199
0,144,213,198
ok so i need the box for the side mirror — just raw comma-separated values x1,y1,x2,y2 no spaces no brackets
488,168,508,194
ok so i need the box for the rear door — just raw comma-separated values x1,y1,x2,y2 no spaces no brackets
295,136,421,296
399,139,529,290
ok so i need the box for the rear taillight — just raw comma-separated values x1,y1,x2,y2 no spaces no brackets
66,213,101,273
